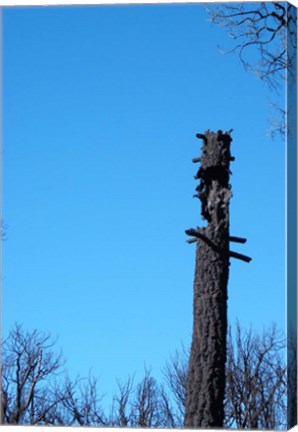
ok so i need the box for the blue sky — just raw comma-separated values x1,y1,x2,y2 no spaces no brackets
2,3,286,402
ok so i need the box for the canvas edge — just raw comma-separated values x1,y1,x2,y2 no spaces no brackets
286,1,298,429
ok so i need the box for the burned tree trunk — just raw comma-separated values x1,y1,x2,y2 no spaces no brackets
184,130,250,428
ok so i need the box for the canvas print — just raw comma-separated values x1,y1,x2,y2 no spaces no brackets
1,1,297,429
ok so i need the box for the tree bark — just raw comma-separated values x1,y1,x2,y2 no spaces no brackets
184,130,232,428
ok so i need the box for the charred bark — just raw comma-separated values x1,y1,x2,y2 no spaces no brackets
184,130,233,428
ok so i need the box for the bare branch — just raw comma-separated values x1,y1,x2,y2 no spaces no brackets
206,1,297,96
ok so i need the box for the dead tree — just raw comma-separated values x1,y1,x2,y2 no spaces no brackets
184,130,251,428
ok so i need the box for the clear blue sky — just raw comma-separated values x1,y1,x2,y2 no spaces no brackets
2,3,286,402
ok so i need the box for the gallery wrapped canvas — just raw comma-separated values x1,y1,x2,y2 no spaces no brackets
1,1,297,430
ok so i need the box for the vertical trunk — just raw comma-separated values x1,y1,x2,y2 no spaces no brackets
184,130,232,428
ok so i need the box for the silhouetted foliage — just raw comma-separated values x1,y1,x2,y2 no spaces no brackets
207,2,296,88
206,2,297,137
287,328,297,428
1,322,287,428
1,324,66,425
224,322,287,429
162,345,188,421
